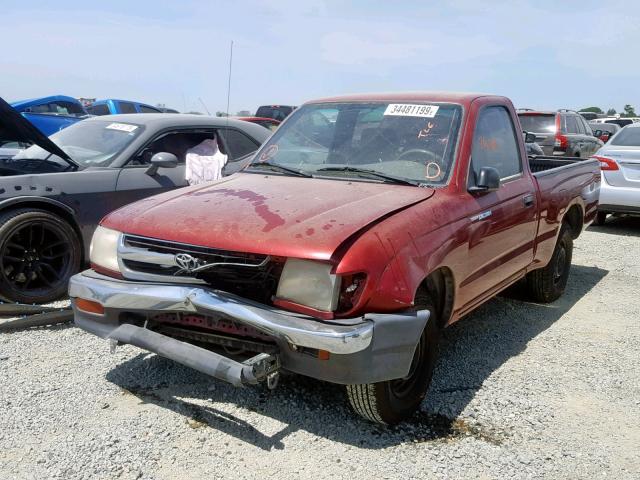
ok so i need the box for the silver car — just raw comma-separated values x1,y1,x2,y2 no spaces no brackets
593,123,640,225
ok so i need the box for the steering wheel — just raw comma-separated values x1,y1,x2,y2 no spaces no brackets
396,148,437,164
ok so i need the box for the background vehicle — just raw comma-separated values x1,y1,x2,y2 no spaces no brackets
0,98,270,303
592,123,640,225
578,111,600,121
71,92,599,425
591,116,635,128
589,121,620,143
158,107,180,113
255,105,296,121
86,99,163,115
10,95,88,136
517,108,603,157
235,116,281,130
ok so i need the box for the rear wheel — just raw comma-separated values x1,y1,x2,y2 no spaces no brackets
593,211,608,226
526,224,573,303
0,209,81,304
346,291,440,424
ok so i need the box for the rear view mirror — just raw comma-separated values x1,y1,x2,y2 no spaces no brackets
146,152,178,176
469,166,500,193
524,132,536,143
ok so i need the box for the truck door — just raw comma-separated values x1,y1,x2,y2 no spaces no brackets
459,105,538,309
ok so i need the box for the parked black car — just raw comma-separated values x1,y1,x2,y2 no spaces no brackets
0,97,270,303
255,105,296,121
517,109,603,157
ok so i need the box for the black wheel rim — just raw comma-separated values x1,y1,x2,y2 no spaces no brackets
553,243,567,285
390,335,424,399
1,221,71,296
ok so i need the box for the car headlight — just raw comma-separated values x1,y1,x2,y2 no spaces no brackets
276,259,341,311
89,226,122,273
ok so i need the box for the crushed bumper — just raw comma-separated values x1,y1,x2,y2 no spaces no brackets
69,271,429,385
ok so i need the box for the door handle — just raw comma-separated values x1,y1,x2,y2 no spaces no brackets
523,194,535,207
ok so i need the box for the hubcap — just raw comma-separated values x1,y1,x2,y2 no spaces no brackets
1,222,70,294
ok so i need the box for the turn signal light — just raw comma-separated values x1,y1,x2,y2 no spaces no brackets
592,155,619,171
75,298,105,315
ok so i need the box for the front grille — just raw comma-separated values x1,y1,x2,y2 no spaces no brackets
121,234,282,304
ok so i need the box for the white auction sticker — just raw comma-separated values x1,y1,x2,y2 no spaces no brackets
106,123,138,133
383,104,439,118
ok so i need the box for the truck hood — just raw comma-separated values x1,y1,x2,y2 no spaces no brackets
103,173,434,260
0,96,76,166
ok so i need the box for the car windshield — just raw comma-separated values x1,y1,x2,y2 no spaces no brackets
518,114,556,133
13,120,143,168
610,127,640,146
247,102,463,185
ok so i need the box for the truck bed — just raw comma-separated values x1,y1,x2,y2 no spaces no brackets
528,155,589,175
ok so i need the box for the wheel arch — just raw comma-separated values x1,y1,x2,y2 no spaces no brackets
563,203,584,239
0,197,84,261
414,266,455,329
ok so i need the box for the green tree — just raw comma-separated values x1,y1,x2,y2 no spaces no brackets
580,106,603,114
623,104,636,117
606,108,617,116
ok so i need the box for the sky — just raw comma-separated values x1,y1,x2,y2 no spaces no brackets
1,0,638,114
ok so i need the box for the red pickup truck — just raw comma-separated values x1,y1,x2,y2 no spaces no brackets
71,92,600,424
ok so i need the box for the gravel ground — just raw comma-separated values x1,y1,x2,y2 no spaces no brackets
1,217,639,479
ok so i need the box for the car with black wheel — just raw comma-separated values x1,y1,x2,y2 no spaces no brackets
0,97,270,304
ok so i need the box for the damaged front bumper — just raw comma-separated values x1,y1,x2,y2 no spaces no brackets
69,270,429,386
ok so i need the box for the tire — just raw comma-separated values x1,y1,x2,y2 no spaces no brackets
0,209,81,304
346,291,440,424
593,211,608,226
526,224,573,303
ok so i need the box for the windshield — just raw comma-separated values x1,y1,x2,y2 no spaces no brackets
256,106,294,121
248,102,463,185
518,114,556,133
13,120,143,167
610,127,640,146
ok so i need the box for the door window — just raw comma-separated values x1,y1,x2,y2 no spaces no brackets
139,105,161,113
564,115,579,134
218,129,260,160
471,106,522,181
130,130,219,166
118,102,137,114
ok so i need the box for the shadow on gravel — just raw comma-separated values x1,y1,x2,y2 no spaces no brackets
588,215,640,237
105,264,607,450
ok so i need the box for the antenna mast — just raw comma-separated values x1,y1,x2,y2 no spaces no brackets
226,40,233,119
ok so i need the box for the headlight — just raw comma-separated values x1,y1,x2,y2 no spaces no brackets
276,259,341,311
89,226,122,273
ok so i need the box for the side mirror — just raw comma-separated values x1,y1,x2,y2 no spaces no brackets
469,166,501,193
524,132,537,143
145,152,178,176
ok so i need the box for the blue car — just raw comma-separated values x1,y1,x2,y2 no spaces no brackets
86,99,163,115
10,95,88,136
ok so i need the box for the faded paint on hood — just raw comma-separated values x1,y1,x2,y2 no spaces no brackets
103,173,434,260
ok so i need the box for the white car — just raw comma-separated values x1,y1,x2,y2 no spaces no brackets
593,123,640,225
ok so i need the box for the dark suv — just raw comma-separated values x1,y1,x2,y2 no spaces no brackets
517,109,603,157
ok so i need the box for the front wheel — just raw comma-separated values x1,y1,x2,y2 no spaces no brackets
0,209,81,304
526,224,573,303
346,292,439,424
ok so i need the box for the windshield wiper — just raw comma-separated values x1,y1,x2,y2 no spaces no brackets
247,161,313,177
315,166,422,186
